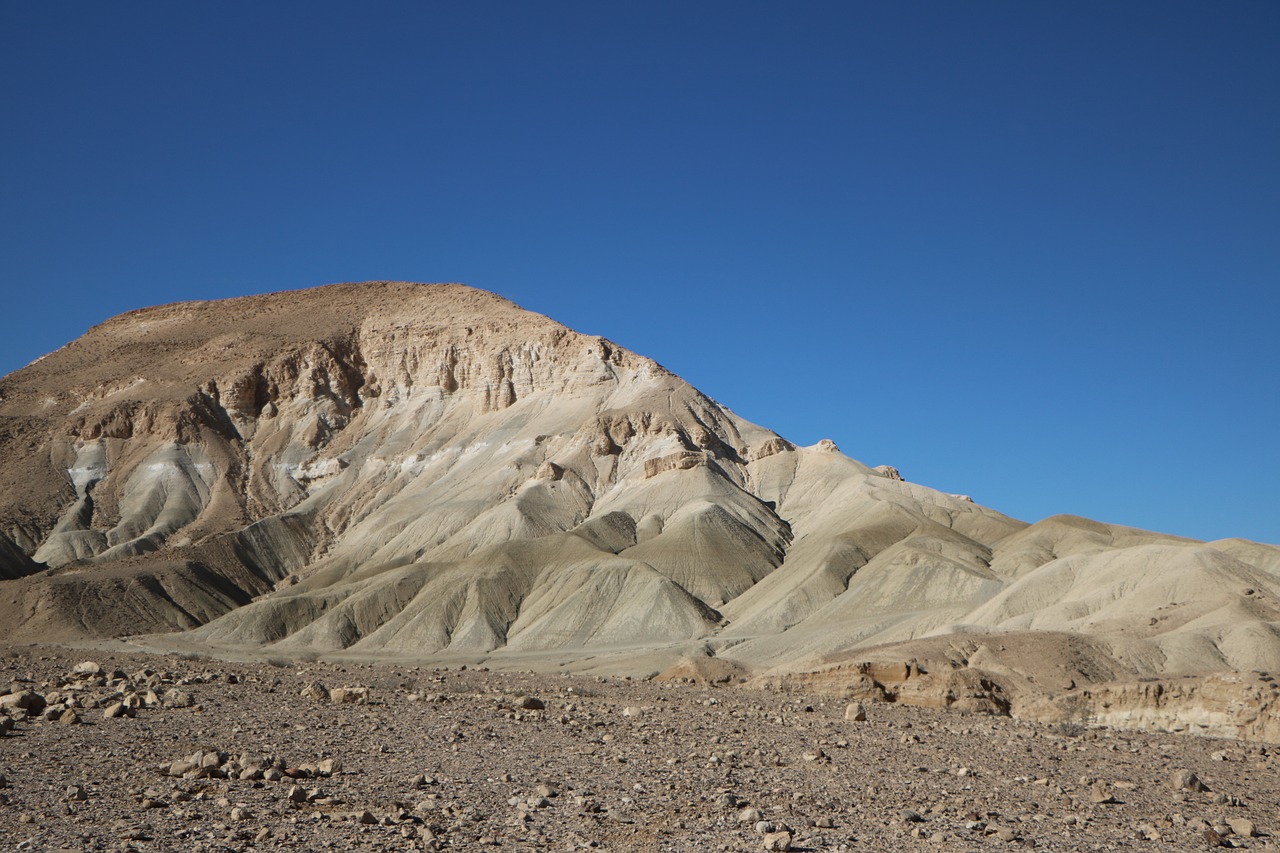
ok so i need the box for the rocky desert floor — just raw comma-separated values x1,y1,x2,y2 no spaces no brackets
1,644,1277,852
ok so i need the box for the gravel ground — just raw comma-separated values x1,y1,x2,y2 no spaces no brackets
1,644,1276,851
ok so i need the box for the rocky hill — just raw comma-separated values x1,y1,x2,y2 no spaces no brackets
2,282,1277,739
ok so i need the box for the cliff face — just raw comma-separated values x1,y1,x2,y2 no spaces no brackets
7,284,661,565
2,281,1279,739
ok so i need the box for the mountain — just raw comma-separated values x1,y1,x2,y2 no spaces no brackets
3,282,1278,737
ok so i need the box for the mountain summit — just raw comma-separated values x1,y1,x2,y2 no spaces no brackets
3,282,1278,737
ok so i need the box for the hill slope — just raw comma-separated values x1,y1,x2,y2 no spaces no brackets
2,282,1277,737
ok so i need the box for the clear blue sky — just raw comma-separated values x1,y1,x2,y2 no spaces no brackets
2,2,1277,544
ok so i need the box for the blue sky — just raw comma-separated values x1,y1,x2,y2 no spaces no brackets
2,2,1277,544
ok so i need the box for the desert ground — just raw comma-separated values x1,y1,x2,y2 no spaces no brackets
1,644,1276,852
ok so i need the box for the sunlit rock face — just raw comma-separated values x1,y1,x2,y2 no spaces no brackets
3,281,1280,741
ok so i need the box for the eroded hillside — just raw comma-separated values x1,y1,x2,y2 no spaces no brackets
2,282,1278,739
